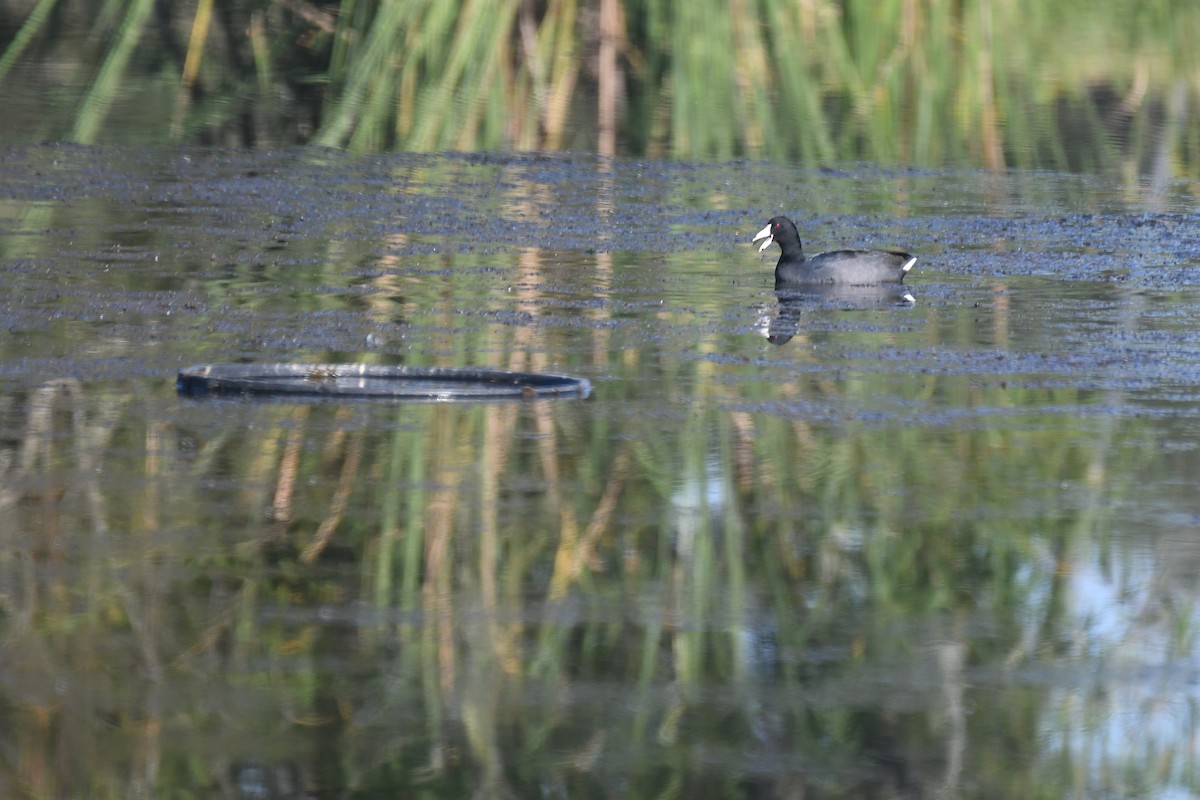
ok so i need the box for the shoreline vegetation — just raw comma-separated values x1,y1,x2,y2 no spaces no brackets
1,0,1198,173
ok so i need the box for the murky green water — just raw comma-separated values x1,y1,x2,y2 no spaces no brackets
2,147,1200,798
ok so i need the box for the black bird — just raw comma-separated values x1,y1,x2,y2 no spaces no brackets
752,216,916,285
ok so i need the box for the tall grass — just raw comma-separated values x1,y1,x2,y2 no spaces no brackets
1,0,1199,173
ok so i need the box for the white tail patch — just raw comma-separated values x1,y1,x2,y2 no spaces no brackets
901,256,917,273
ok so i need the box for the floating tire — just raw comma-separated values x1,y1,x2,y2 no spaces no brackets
177,363,592,402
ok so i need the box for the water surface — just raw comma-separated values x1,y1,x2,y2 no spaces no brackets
2,147,1200,798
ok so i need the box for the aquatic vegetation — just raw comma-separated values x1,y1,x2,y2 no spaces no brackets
1,0,1198,175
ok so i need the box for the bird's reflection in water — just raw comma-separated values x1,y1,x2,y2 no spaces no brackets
759,284,916,345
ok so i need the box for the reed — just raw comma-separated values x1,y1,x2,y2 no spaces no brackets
68,0,155,144
1,0,1199,173
0,0,58,86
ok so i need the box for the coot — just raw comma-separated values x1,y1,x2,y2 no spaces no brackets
752,216,916,285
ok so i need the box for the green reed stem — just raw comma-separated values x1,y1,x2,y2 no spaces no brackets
70,0,155,144
0,0,60,85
